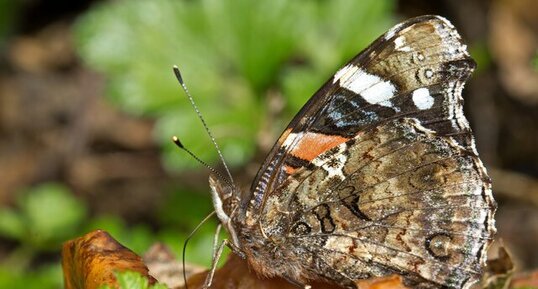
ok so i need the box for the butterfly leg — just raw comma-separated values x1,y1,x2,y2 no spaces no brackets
202,224,227,289
211,223,222,262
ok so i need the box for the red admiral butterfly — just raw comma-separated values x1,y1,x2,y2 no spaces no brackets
181,15,496,289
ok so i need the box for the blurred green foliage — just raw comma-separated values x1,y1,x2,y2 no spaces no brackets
0,0,21,44
0,183,82,288
469,41,492,74
74,0,395,171
157,187,213,228
99,271,168,289
0,264,62,289
0,183,86,251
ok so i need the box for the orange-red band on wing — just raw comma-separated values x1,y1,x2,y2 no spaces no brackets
289,132,349,162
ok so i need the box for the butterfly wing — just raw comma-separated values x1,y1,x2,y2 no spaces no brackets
248,15,477,214
261,118,495,288
242,15,496,288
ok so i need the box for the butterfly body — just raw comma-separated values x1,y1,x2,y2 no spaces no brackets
208,15,496,289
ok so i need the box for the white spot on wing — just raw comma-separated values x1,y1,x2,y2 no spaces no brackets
394,35,412,52
425,68,434,78
412,88,434,110
395,35,405,47
341,69,396,108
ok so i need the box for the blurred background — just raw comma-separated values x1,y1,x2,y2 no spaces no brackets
0,0,537,288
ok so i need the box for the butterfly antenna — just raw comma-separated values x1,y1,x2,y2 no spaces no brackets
182,211,216,289
172,137,229,185
173,66,235,188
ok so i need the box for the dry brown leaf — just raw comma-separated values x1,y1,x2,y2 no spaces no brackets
482,245,515,289
62,229,156,289
510,270,538,288
144,243,205,289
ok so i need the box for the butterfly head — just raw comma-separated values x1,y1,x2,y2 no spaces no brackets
208,174,242,249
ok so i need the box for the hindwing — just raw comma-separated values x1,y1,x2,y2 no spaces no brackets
258,118,495,288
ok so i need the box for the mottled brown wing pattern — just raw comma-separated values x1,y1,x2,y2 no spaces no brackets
246,15,477,219
233,15,496,289
255,119,495,288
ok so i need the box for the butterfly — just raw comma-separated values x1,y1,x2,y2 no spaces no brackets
198,15,496,289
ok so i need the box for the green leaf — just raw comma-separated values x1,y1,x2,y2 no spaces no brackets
117,271,148,289
0,183,86,248
0,208,24,240
0,264,62,289
19,183,86,248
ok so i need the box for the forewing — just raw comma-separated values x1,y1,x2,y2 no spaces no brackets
260,119,496,288
248,15,477,215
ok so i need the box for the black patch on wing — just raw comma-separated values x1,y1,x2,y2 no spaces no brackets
286,155,312,170
311,89,381,137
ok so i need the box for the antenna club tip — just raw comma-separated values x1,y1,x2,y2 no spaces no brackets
172,136,184,148
173,65,184,84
